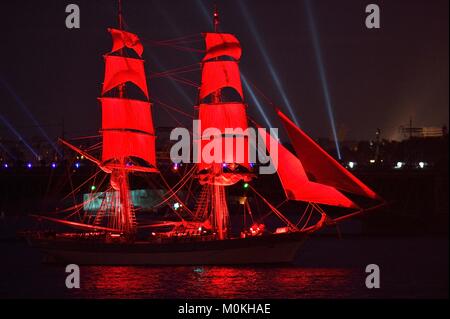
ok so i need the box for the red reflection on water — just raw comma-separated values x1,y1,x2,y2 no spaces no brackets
70,266,359,299
190,267,260,298
88,267,156,298
189,267,357,298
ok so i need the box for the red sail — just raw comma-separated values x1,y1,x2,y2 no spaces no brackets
198,102,248,132
102,130,156,167
108,28,144,57
196,137,251,172
199,61,243,100
100,98,155,167
102,55,149,99
196,102,250,171
262,130,357,208
277,110,379,199
203,33,241,61
100,97,154,134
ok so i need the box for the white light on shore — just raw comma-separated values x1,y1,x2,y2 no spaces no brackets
395,162,404,169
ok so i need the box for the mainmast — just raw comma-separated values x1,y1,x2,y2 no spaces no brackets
118,0,124,30
195,7,252,240
210,6,227,240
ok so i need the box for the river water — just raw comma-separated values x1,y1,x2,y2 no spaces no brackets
0,236,447,298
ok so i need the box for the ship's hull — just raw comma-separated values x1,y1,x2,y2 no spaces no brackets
28,232,308,265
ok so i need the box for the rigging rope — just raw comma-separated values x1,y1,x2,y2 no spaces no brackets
121,17,203,51
152,97,194,119
295,203,312,227
67,135,101,141
167,75,199,88
150,63,200,79
61,170,102,202
258,199,288,222
248,184,298,230
159,103,186,128
141,38,204,53
65,173,109,222
85,142,102,152
154,33,202,45
300,205,315,230
153,165,197,210
247,79,277,109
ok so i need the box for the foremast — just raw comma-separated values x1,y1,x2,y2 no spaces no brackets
98,0,157,235
110,0,132,235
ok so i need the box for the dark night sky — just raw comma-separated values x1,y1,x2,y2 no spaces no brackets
0,0,448,145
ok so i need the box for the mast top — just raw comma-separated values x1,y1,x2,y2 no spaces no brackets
118,0,124,30
213,4,220,32
117,0,124,98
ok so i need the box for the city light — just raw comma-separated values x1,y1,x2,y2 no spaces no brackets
75,162,80,168
51,163,57,169
395,162,404,169
27,163,32,169
418,162,426,169
348,162,356,169
3,163,8,168
173,202,182,210
369,159,376,164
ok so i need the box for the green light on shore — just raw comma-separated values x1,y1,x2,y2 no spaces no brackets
91,185,96,191
243,183,249,189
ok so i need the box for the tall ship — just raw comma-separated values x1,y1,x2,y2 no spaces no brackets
26,2,384,265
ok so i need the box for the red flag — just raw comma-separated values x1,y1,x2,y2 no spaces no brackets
203,32,241,61
108,28,144,57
